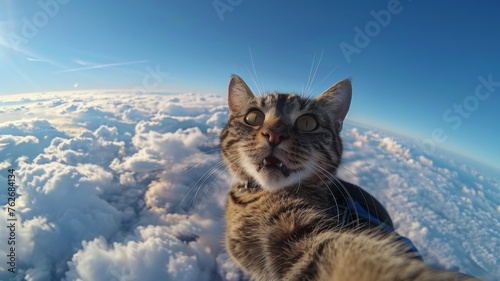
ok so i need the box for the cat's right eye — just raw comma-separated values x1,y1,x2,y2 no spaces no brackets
296,115,318,132
244,110,265,126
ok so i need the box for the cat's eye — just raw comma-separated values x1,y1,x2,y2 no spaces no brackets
244,110,265,126
296,115,318,132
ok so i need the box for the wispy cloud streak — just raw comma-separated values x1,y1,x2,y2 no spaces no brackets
54,60,149,73
26,57,48,62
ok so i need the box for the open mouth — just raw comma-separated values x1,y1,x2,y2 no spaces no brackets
258,155,291,177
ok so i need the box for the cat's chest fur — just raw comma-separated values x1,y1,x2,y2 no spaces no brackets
225,182,340,280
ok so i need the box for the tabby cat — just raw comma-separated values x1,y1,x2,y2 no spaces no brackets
220,75,479,281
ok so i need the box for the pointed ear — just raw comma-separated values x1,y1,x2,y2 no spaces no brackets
315,79,352,128
228,75,255,114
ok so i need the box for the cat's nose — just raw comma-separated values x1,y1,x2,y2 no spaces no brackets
261,128,289,147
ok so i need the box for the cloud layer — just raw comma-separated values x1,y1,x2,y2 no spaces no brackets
0,91,498,280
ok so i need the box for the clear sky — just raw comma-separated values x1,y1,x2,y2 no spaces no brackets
0,0,499,169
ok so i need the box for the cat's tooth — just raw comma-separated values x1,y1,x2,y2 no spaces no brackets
279,162,283,168
263,159,269,166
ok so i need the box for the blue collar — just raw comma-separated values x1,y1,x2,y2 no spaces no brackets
342,198,422,259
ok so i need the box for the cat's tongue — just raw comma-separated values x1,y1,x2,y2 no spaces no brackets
263,155,283,167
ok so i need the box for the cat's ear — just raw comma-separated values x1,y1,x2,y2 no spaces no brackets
316,79,352,129
228,75,255,114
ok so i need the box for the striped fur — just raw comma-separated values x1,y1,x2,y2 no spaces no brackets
221,75,479,281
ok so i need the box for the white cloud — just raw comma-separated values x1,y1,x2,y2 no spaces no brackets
64,226,219,281
0,134,39,146
378,136,410,159
0,159,123,280
418,155,433,167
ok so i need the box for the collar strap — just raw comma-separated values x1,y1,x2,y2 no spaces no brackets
341,199,422,260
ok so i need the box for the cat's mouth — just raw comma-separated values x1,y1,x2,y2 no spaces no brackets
257,155,291,177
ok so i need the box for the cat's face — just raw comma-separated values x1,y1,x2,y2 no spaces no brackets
221,75,352,191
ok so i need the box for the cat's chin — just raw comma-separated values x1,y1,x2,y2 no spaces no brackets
254,174,297,191
249,165,312,191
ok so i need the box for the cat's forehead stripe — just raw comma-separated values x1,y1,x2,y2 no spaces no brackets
254,94,307,120
275,94,288,115
262,94,300,113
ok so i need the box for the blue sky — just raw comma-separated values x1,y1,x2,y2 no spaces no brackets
0,0,499,169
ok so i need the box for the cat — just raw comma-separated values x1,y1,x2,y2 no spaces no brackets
220,75,480,281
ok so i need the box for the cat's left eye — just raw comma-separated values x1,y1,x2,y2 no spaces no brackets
296,115,318,132
244,110,265,126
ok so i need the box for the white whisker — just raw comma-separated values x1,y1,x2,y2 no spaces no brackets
305,49,324,97
311,162,362,228
307,63,342,99
306,164,341,226
240,47,265,96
